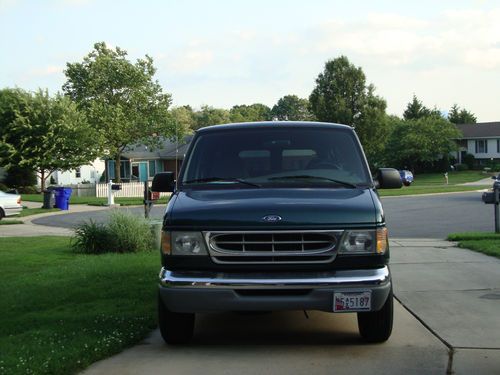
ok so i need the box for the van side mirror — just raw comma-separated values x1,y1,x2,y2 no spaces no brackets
152,172,175,192
374,168,403,189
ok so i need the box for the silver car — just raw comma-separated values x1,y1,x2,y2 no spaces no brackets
0,191,22,219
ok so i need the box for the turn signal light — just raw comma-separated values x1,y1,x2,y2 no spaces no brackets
161,231,171,255
376,227,388,254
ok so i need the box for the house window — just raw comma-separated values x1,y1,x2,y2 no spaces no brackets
475,140,488,154
75,167,81,178
149,160,156,177
108,160,115,180
497,139,500,153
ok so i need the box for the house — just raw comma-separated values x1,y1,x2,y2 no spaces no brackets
454,122,500,165
104,136,192,182
47,158,105,185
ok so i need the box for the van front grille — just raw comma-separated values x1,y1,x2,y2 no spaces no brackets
205,231,340,264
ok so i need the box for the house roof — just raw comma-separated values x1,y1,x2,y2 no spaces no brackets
120,135,193,160
456,122,500,139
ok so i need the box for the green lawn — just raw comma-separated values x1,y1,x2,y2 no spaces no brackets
0,237,159,375
411,170,491,186
379,170,491,196
0,219,24,225
447,232,500,258
21,195,153,206
18,207,60,217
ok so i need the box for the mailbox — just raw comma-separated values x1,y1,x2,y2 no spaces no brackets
111,184,122,191
482,192,495,204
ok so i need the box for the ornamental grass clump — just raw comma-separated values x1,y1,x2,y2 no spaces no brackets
72,210,155,254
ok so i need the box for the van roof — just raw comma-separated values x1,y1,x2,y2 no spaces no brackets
196,121,353,133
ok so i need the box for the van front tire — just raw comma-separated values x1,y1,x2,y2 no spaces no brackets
357,288,393,343
158,293,195,344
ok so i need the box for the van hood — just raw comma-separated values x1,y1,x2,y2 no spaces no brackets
168,188,380,229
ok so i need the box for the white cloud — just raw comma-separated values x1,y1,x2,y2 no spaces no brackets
167,49,215,74
29,65,62,78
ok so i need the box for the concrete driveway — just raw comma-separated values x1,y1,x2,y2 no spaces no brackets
80,239,500,375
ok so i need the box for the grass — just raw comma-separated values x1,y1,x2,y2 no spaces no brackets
447,232,500,258
18,208,60,217
0,219,24,225
21,195,152,206
0,236,159,375
379,170,492,196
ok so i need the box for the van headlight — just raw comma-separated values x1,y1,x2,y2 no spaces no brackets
162,232,208,255
339,228,388,255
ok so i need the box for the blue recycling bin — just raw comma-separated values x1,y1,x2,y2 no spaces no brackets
54,187,72,210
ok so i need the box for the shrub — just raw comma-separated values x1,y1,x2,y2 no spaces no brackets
0,182,8,192
71,210,155,254
463,153,475,169
18,185,39,194
4,165,37,188
71,220,113,254
454,164,468,171
107,210,155,253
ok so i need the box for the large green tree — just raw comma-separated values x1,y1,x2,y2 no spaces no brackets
170,105,196,135
403,95,441,120
448,104,477,124
309,56,389,162
193,105,231,130
229,103,271,123
384,116,461,171
271,95,315,121
4,89,99,190
63,42,175,181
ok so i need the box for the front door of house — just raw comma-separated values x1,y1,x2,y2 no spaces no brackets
132,162,148,182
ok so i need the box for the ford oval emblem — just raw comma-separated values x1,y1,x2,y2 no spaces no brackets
262,215,282,223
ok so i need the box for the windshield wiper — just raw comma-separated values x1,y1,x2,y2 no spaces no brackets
268,175,358,188
183,177,261,188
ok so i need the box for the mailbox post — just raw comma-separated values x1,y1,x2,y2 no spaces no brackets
494,180,500,233
108,180,114,206
482,178,500,233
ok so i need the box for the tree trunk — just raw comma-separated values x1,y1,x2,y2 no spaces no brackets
114,155,121,183
40,170,46,191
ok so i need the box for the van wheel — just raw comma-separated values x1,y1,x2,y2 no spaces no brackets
158,293,195,344
0,208,5,220
357,288,393,343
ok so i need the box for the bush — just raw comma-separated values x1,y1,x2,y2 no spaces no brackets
17,185,39,194
463,153,475,170
107,210,155,253
0,182,8,192
71,220,112,254
4,165,37,188
455,164,469,171
71,210,155,254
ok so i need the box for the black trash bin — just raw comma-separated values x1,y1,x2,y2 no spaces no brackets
42,187,56,209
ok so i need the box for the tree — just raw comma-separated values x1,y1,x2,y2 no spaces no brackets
403,95,441,120
384,116,461,171
63,42,175,181
448,104,477,124
6,89,99,190
271,95,315,121
193,105,231,130
170,106,196,134
229,103,271,123
309,56,389,163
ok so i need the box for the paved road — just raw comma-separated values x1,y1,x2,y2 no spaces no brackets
32,191,493,239
382,191,492,238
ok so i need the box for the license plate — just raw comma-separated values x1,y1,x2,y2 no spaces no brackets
334,291,371,312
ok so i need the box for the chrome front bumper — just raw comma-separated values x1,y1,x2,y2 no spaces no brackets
159,266,391,313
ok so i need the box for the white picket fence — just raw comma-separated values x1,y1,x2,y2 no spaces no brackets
95,181,170,198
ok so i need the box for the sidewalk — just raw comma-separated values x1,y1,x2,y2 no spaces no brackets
0,204,109,237
390,239,500,374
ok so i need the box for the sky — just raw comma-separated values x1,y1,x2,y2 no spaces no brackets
1,0,499,121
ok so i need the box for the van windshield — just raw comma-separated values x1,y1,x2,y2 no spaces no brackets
181,127,371,188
